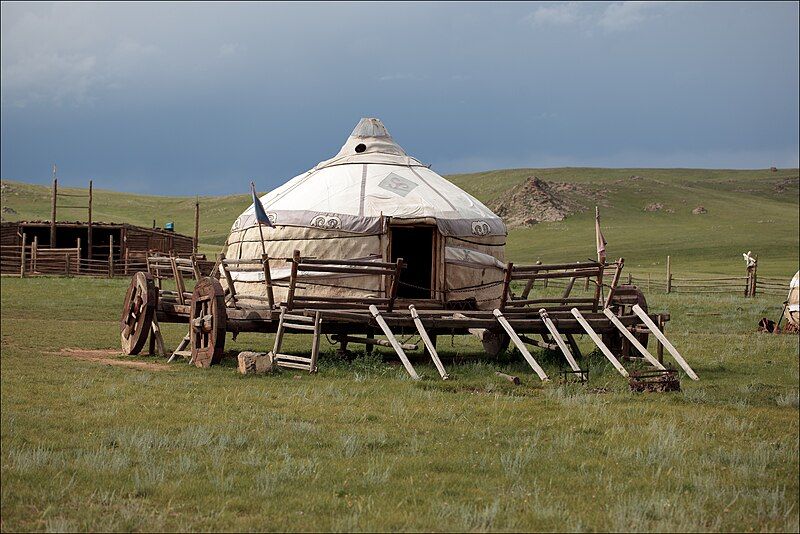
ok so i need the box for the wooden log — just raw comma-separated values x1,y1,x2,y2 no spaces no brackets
538,309,581,372
500,262,513,310
333,334,417,351
237,351,274,374
368,305,419,380
570,308,628,377
495,371,521,385
632,304,698,380
286,250,300,310
301,257,399,268
410,305,448,379
296,264,396,276
602,308,665,370
492,309,548,381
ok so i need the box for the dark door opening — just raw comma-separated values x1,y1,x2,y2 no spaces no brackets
390,226,434,299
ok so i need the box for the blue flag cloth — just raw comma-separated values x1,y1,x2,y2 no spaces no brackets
250,182,273,227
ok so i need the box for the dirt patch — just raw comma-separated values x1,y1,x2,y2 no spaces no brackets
47,348,174,371
488,177,602,228
692,206,707,214
773,177,799,193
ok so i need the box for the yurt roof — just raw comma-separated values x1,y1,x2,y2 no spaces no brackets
232,118,506,238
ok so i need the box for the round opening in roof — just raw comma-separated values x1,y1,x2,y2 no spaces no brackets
355,143,367,153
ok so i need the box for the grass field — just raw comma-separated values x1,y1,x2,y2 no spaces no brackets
1,276,798,532
3,167,798,276
1,168,798,531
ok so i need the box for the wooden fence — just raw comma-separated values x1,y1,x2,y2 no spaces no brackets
0,245,206,279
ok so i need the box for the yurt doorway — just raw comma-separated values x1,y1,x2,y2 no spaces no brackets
390,225,435,299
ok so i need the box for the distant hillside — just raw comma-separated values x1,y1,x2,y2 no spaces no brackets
2,168,798,277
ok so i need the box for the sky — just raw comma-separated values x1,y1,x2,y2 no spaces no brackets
1,1,798,195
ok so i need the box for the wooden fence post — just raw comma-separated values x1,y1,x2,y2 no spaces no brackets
752,255,758,297
76,238,81,275
108,235,114,278
32,236,38,273
666,255,672,294
20,232,26,278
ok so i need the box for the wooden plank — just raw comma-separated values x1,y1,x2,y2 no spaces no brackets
570,308,628,377
538,309,581,372
604,258,624,308
492,309,548,381
309,311,321,373
368,305,419,380
274,353,312,364
602,308,665,370
218,253,237,306
632,304,698,380
409,305,448,380
281,323,316,332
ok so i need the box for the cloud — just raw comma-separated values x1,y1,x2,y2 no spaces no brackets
528,2,581,27
527,1,673,33
598,2,666,32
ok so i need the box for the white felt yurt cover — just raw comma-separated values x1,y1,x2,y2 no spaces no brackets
232,118,505,238
223,118,507,308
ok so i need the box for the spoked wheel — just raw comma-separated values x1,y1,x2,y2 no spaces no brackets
120,272,158,355
190,277,227,368
603,285,649,358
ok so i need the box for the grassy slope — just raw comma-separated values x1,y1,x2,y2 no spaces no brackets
2,167,798,276
0,277,798,531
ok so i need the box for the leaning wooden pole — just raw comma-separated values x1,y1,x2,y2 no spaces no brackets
632,304,699,380
50,167,57,248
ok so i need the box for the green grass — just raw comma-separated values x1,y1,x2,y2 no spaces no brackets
3,167,798,276
1,276,798,531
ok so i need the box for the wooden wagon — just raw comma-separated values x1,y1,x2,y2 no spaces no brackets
119,252,698,383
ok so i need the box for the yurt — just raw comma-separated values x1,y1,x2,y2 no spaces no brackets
222,118,507,309
785,271,800,328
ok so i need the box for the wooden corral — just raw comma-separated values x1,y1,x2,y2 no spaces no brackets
1,220,195,276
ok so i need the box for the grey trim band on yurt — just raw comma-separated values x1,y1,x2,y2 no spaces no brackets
234,210,506,237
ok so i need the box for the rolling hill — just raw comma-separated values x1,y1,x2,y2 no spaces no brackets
2,167,798,277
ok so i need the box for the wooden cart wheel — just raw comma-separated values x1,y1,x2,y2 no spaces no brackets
120,272,158,355
190,277,227,368
603,285,649,357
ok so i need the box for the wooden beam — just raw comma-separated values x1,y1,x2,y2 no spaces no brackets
570,308,628,377
492,309,548,381
632,304,698,380
538,309,581,372
602,308,665,370
369,305,419,380
409,304,448,379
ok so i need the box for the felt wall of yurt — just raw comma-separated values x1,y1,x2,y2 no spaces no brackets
785,271,800,327
222,118,507,309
